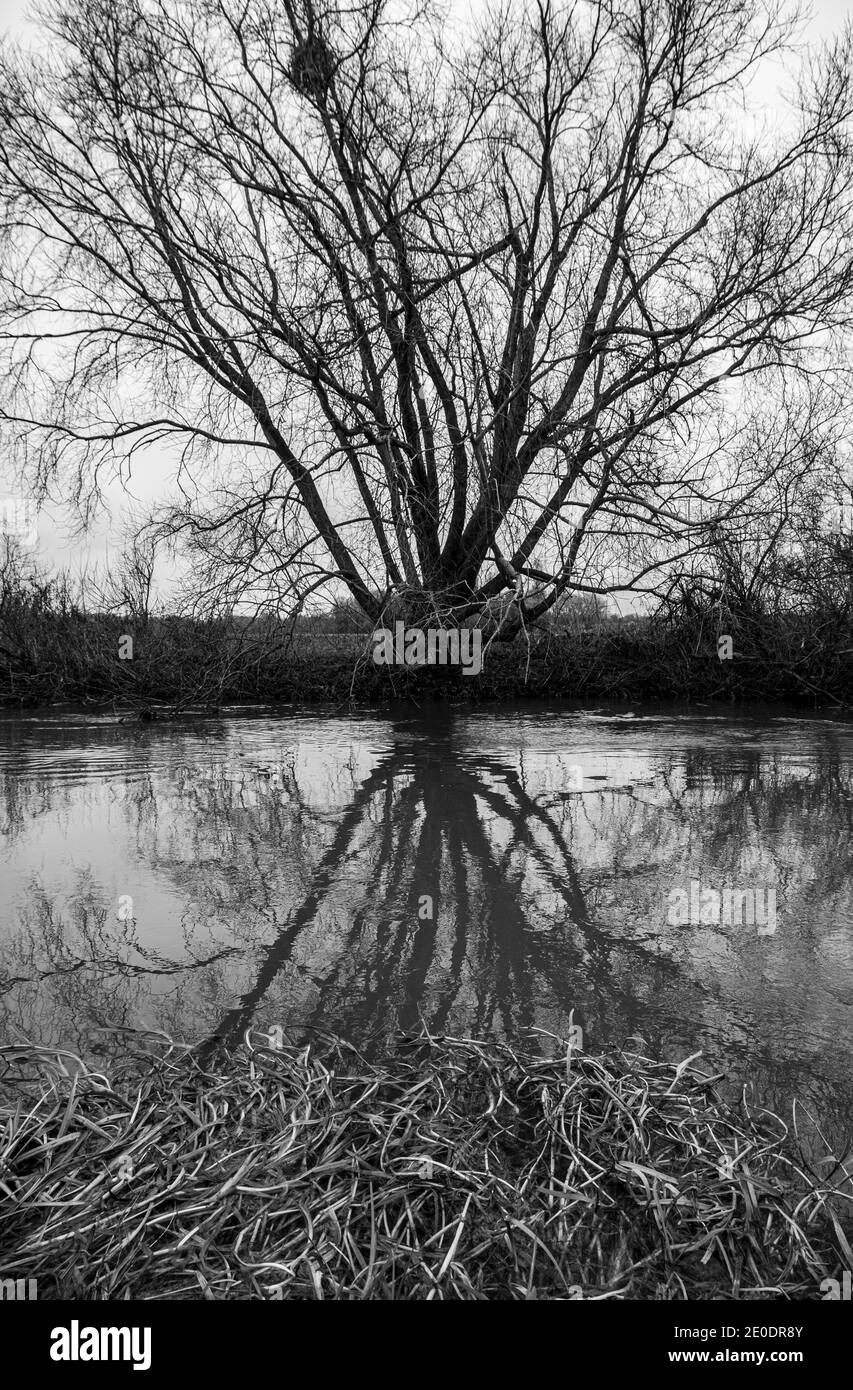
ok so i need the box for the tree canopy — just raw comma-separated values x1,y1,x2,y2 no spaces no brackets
2,0,853,627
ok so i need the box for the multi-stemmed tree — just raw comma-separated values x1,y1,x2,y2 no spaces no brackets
1,0,852,629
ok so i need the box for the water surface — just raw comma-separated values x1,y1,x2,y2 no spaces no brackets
1,702,851,1141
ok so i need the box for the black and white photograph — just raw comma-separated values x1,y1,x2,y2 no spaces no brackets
1,0,852,1352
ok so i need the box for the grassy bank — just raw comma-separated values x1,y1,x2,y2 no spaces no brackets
1,614,853,711
1,1031,850,1300
2,594,853,710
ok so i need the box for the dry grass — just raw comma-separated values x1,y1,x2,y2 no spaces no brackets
0,1029,851,1300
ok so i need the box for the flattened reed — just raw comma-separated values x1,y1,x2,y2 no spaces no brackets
0,1030,850,1300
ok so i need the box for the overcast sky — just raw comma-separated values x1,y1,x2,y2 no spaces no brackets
1,0,852,603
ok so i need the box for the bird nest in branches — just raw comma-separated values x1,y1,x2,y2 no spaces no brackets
288,33,335,100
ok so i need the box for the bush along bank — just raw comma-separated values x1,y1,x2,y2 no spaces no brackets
2,604,853,710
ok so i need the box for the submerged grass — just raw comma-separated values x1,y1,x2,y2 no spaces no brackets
0,1029,851,1300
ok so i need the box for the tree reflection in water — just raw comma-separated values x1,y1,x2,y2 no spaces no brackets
1,708,852,1143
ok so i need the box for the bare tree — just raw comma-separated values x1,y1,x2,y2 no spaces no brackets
94,528,157,626
1,0,853,631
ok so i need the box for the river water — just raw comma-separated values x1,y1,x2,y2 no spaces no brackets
1,702,851,1140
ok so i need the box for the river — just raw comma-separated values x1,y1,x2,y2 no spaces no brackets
1,701,851,1144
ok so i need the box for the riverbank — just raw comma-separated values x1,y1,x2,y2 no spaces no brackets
0,1031,848,1300
2,608,852,711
